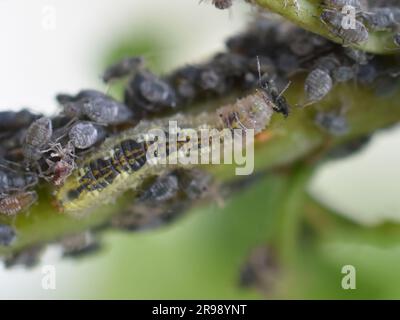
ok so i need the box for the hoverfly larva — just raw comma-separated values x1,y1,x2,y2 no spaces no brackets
55,82,281,214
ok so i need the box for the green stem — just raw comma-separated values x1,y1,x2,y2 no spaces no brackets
1,72,400,257
275,164,314,262
254,0,397,54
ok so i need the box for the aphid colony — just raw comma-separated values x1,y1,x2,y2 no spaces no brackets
54,77,277,214
320,0,400,48
0,12,398,266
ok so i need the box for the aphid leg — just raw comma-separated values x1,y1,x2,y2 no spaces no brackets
277,81,291,100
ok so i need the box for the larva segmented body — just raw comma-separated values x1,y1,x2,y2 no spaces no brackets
55,89,276,214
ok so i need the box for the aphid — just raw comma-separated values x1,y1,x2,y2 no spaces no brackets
0,109,40,133
361,7,399,31
125,70,177,113
0,224,16,246
276,52,300,74
138,173,179,203
321,10,369,44
199,68,222,91
58,90,134,124
333,66,355,82
322,0,363,10
239,245,280,296
315,111,349,135
57,89,105,118
22,117,52,161
356,62,378,84
179,169,213,200
69,121,104,149
0,191,38,216
304,68,333,105
4,245,43,269
102,56,145,83
167,65,200,104
82,94,134,125
314,54,341,74
61,232,100,258
202,0,232,10
344,47,369,64
0,165,38,194
110,199,186,231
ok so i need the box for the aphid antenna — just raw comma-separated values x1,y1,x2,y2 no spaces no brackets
297,100,317,108
53,117,79,143
0,159,23,173
256,55,264,88
277,81,292,99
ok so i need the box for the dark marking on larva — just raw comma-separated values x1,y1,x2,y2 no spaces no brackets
120,140,147,172
72,139,148,200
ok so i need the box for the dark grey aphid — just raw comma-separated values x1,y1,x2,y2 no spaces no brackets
315,54,341,74
333,66,355,82
23,117,53,161
212,0,232,10
69,121,104,149
58,90,133,124
82,95,133,125
344,47,369,65
323,0,364,10
0,165,38,194
4,245,43,269
179,169,213,200
102,56,145,83
61,232,100,258
167,65,200,104
0,224,16,246
0,109,40,133
239,245,280,293
125,70,177,113
321,10,369,44
138,173,179,203
277,53,300,74
361,7,399,31
315,111,349,136
356,63,378,84
304,68,333,104
199,68,222,91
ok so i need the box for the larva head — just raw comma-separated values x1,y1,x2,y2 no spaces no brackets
217,90,274,134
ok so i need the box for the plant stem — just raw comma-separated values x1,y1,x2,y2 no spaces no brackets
254,0,397,54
